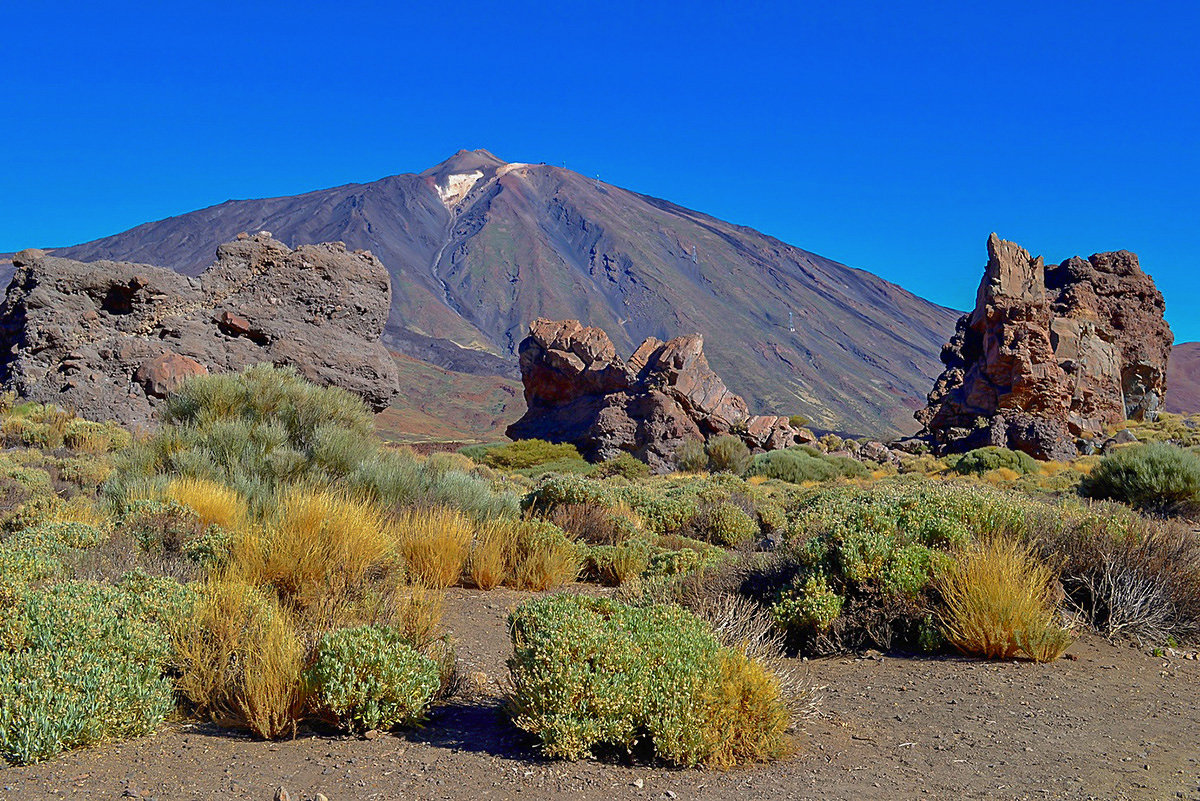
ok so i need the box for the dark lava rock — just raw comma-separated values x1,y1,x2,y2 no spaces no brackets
0,233,400,427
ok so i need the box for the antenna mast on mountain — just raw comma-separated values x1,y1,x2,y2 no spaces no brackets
692,245,698,264
789,310,795,332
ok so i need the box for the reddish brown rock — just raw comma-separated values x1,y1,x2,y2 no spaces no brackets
135,352,208,398
917,234,1173,459
507,318,807,470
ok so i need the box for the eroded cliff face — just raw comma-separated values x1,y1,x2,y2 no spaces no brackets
916,234,1173,459
507,319,812,471
0,233,400,427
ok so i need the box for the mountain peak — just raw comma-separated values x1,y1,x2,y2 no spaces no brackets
421,149,507,180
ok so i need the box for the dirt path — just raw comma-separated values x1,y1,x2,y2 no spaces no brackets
3,586,1198,801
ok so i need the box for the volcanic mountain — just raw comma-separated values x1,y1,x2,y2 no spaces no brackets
1,149,960,436
1167,342,1200,414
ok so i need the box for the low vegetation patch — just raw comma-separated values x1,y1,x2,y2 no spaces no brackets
1080,442,1200,514
506,595,791,768
936,537,1076,662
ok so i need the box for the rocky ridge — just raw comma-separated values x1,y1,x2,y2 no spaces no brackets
916,234,1173,458
0,233,400,427
507,318,816,471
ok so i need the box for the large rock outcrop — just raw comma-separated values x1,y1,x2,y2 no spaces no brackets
916,234,1172,458
0,233,401,427
507,319,811,470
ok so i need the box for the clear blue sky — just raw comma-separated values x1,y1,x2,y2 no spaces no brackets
3,1,1197,339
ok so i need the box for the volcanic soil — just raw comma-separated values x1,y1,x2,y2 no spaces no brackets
3,586,1198,801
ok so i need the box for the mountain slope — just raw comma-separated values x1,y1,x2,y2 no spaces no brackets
6,150,960,436
1167,342,1200,414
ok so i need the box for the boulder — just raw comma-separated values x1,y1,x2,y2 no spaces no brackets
507,318,808,471
135,352,208,398
916,234,1172,458
0,233,401,427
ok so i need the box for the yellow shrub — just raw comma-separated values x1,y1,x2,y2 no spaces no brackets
173,577,305,738
44,495,105,527
700,650,793,769
985,467,1022,485
509,523,581,592
394,507,474,589
466,522,516,590
392,582,446,651
936,537,1075,662
233,488,397,611
164,477,249,531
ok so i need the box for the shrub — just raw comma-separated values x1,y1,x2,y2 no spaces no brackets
306,625,440,732
584,540,653,586
1080,442,1200,514
474,439,592,475
523,473,613,513
747,449,867,484
951,447,1040,476
788,415,810,429
819,434,843,452
595,452,650,480
235,489,399,611
1040,508,1200,642
0,578,183,765
550,502,636,546
393,507,474,589
936,537,1075,662
506,595,790,767
507,521,581,591
172,577,305,739
674,439,708,473
62,419,133,455
706,436,751,476
693,501,759,547
771,574,845,633
162,476,249,532
465,521,514,590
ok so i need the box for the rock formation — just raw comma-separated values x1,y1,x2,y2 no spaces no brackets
0,233,400,427
916,234,1173,458
507,319,813,471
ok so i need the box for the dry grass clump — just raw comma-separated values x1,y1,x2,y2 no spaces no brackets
232,488,398,610
464,518,581,591
172,576,305,739
465,521,516,590
510,523,581,591
936,537,1076,662
394,507,474,589
162,477,249,532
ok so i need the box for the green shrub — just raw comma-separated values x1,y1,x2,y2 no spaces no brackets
474,440,591,474
772,479,1026,652
506,595,790,767
950,447,1040,476
523,473,614,513
771,574,844,632
1080,442,1200,513
306,625,441,733
595,452,650,480
673,439,708,472
747,449,868,484
584,540,653,585
788,415,810,429
695,501,759,547
706,436,751,475
0,577,186,765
